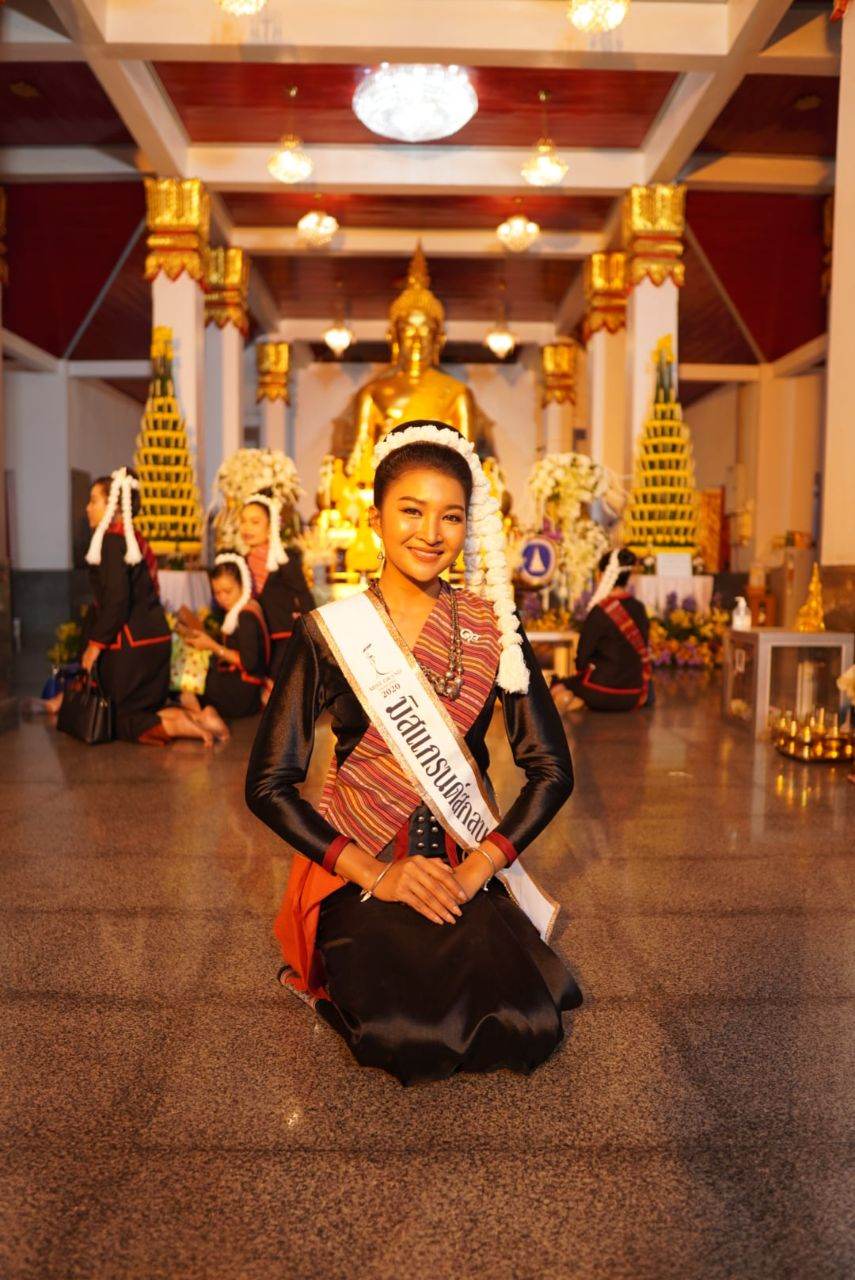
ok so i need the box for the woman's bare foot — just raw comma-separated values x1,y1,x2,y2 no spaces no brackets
157,705,214,746
565,695,586,712
551,684,574,713
21,694,63,716
198,704,230,742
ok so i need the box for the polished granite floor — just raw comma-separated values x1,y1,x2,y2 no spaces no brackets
1,672,853,1280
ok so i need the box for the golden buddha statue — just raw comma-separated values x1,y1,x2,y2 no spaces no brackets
340,245,495,482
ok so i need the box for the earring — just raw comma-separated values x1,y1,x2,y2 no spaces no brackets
377,543,385,569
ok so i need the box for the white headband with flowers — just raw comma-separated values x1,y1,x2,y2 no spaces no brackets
243,492,289,572
372,422,529,694
213,552,252,636
85,467,142,568
587,547,623,613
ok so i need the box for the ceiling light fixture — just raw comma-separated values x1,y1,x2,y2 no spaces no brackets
268,86,313,185
496,214,541,253
324,281,354,358
352,63,478,143
216,0,267,15
521,91,568,188
484,281,516,360
567,0,630,34
297,209,339,248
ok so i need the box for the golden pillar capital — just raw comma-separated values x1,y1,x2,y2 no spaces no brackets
204,247,249,335
144,177,210,284
583,251,627,342
541,338,580,407
256,340,291,404
0,187,8,287
622,184,686,289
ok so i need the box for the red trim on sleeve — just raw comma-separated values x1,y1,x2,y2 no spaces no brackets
321,833,351,875
486,830,519,867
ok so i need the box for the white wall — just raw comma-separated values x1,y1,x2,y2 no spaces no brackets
287,359,544,523
68,379,142,479
5,369,71,570
684,384,740,492
5,369,143,570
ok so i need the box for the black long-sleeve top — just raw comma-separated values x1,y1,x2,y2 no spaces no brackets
85,532,170,650
258,549,316,639
575,593,650,690
245,607,573,869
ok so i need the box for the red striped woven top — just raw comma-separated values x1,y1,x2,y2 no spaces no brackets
318,586,501,854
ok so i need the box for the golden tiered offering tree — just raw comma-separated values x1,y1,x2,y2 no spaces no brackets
134,327,203,562
624,336,699,557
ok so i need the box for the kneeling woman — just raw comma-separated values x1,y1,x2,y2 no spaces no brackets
553,548,651,714
180,554,271,735
246,421,582,1085
238,492,315,679
69,469,214,745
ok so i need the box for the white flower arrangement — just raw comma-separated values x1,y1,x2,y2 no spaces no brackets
525,452,618,608
212,448,303,552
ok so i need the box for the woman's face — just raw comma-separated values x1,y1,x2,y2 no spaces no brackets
239,503,270,548
86,484,109,531
370,466,467,585
211,575,242,612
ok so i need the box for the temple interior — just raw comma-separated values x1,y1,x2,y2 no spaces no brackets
0,0,854,1276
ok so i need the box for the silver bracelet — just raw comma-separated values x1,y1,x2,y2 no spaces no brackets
360,861,393,903
472,845,497,888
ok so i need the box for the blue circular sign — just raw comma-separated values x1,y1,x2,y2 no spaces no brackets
519,537,557,587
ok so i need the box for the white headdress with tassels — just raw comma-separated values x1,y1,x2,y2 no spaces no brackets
587,547,623,612
213,552,253,636
243,492,289,572
372,422,529,694
85,467,142,567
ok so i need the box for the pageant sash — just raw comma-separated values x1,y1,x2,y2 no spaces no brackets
314,590,559,941
601,597,652,708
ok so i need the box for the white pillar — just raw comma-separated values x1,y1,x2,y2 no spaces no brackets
203,324,244,504
260,399,287,452
152,273,205,479
584,252,629,479
822,11,855,565
622,185,686,466
539,339,578,455
256,340,291,454
144,177,209,501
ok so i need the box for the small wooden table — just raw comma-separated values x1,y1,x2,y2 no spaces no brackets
524,629,579,679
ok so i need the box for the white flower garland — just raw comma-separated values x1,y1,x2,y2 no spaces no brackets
244,492,289,572
85,467,142,567
213,552,252,636
587,547,622,612
212,448,303,554
372,423,529,694
525,451,616,608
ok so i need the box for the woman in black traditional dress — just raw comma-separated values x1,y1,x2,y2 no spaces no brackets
179,553,270,735
238,492,315,680
246,421,582,1085
552,548,652,714
45,468,217,745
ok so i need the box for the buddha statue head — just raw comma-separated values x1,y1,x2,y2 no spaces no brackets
388,244,446,377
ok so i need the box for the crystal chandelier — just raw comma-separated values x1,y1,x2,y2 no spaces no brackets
297,209,339,248
268,87,313,185
353,63,478,143
522,90,568,188
496,214,540,253
216,0,266,13
567,0,630,34
324,281,354,357
484,282,516,359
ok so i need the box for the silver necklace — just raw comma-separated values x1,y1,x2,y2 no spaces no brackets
371,580,464,701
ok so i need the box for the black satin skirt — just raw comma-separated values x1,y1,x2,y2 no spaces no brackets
314,806,582,1085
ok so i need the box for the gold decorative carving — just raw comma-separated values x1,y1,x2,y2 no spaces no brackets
0,187,7,287
583,251,627,342
622,184,686,289
204,246,249,334
795,564,826,632
822,195,834,297
256,340,291,404
144,177,210,284
541,339,580,407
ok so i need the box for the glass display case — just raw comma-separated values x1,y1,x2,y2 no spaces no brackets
721,629,854,739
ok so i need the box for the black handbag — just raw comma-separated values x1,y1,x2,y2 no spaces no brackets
57,664,115,745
